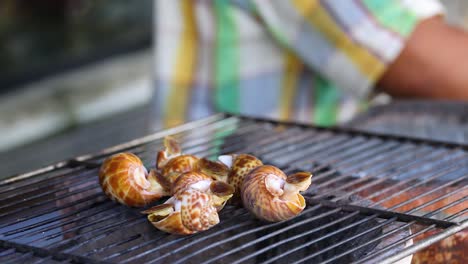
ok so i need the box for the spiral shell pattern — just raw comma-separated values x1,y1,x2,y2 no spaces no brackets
226,154,263,204
241,165,307,222
172,171,212,195
145,188,220,235
161,155,199,187
99,153,166,207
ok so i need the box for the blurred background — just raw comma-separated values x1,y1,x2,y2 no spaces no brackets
0,0,467,177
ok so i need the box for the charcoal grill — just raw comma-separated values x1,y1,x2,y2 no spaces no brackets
1,113,467,263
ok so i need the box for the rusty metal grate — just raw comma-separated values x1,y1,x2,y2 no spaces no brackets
0,113,467,264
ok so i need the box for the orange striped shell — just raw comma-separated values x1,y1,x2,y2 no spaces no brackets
241,165,310,222
99,153,167,207
144,188,220,235
172,171,212,195
160,155,199,188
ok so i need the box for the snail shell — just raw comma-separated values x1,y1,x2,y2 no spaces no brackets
99,153,168,207
241,165,312,222
155,136,200,190
143,189,218,235
143,172,234,235
172,171,234,210
156,136,182,169
218,154,263,205
160,154,199,189
197,158,230,183
172,171,212,195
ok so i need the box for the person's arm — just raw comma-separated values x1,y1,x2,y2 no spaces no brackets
248,0,447,101
379,16,468,99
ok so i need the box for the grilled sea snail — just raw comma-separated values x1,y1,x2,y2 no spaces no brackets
99,153,168,207
101,134,311,234
197,157,230,183
156,136,200,190
218,154,263,205
156,136,182,169
241,165,312,222
143,171,234,235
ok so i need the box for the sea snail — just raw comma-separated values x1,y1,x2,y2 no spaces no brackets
156,136,200,190
241,165,312,222
142,171,234,235
99,152,169,207
218,154,263,205
156,136,182,169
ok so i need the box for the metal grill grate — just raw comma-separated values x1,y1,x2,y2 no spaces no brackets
0,113,467,264
346,100,468,144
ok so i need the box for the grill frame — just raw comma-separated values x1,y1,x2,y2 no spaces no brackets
1,113,467,264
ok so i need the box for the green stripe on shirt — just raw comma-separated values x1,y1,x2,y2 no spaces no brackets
361,0,417,36
313,76,339,126
214,0,240,114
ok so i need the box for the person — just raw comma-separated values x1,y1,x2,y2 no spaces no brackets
152,0,468,129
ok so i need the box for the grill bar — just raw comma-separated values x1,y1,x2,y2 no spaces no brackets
353,225,436,264
173,205,328,264
294,218,399,264
113,209,253,263
234,211,363,264
404,186,467,214
302,187,468,264
379,221,467,264
332,148,461,194
261,213,383,264
356,207,467,264
0,240,96,264
5,200,116,239
201,206,341,264
0,113,466,263
362,153,464,202
312,147,459,201
313,199,456,228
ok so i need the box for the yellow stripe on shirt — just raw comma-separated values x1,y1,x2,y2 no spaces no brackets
292,0,385,80
164,1,198,128
280,52,302,120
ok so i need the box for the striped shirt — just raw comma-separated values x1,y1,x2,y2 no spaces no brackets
152,0,443,128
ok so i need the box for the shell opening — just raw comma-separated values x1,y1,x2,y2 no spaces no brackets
133,166,151,189
148,170,171,192
286,172,312,192
265,174,285,197
173,199,182,212
189,180,212,192
218,155,234,168
210,181,235,197
282,173,311,202
198,158,229,182
144,170,170,198
142,203,175,222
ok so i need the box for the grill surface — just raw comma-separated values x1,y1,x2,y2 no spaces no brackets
346,100,468,144
0,113,467,264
